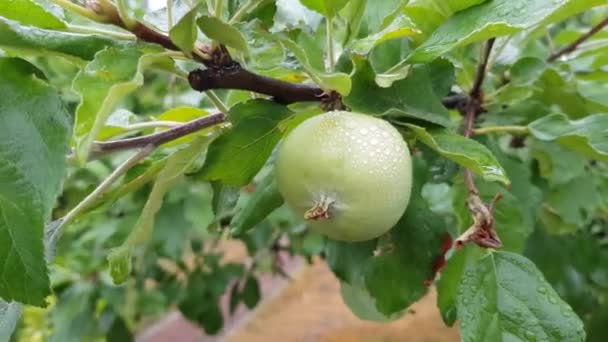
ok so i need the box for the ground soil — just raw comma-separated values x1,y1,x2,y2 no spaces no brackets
138,242,460,342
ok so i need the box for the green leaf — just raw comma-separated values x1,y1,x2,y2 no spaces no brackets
525,229,608,315
326,158,448,318
179,263,243,334
530,140,587,186
299,0,348,18
72,46,169,163
278,36,351,95
0,0,65,29
169,5,200,54
363,185,448,316
238,20,285,70
343,0,367,44
198,100,292,186
458,251,585,342
0,17,127,61
408,0,593,62
197,15,250,54
436,246,484,326
325,240,376,284
528,113,608,161
345,56,452,127
340,282,403,322
544,177,600,228
48,283,97,342
535,0,607,29
231,170,284,235
351,15,420,55
404,124,509,184
108,138,208,284
210,181,240,223
404,0,487,37
0,301,22,341
0,58,71,306
242,276,261,308
531,69,608,119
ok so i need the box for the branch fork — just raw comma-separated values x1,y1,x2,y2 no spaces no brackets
456,38,504,250
455,192,502,249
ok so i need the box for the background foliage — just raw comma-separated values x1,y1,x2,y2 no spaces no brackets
1,0,607,341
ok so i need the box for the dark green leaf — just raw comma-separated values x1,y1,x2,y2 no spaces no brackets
198,100,292,186
405,124,509,184
408,0,595,62
364,188,448,315
325,239,376,284
229,283,240,314
106,316,133,342
458,251,585,342
525,229,607,316
528,113,608,161
242,276,261,308
0,17,127,60
0,58,71,306
436,246,484,326
345,56,452,127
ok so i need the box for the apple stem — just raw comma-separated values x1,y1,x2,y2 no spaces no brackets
304,194,335,221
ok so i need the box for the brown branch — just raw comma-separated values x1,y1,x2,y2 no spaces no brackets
131,22,179,51
547,17,608,62
455,39,502,250
90,113,226,157
188,65,326,104
470,38,495,103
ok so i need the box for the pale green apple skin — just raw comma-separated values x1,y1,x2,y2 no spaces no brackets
275,111,413,242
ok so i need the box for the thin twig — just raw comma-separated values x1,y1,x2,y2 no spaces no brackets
547,17,608,62
58,146,154,230
473,125,529,135
470,38,495,101
91,113,226,157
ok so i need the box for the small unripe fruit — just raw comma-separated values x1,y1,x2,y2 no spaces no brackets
275,111,412,242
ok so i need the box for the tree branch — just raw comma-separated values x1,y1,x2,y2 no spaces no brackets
469,38,495,104
455,39,502,250
90,113,226,157
188,65,326,104
547,17,608,62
